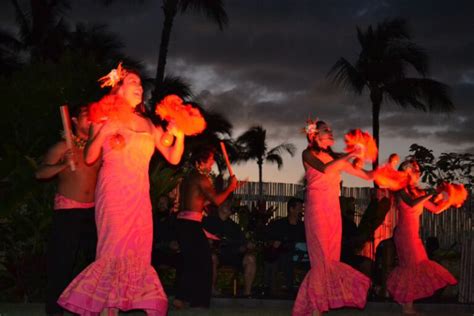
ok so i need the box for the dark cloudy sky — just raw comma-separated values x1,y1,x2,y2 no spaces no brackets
2,0,473,185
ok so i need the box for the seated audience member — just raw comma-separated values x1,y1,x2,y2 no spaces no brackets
203,199,257,297
264,197,306,295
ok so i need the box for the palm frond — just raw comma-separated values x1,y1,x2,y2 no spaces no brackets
266,153,283,169
154,75,193,102
201,109,232,137
267,143,296,158
10,0,31,44
0,28,23,51
377,18,410,41
327,57,365,94
69,23,124,56
386,40,429,76
385,78,454,112
235,126,267,163
179,0,229,30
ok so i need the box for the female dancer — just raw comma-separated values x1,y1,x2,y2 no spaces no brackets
58,65,185,315
293,120,373,316
387,160,456,315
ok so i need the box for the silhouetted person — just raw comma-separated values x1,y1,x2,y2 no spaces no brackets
36,105,100,316
173,146,238,309
204,199,257,297
264,197,306,295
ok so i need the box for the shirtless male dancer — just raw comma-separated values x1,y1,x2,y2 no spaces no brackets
173,146,238,309
35,105,100,316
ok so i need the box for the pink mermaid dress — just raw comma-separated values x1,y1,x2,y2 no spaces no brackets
292,167,370,315
387,196,457,303
58,129,168,315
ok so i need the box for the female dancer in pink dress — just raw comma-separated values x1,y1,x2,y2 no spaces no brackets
293,120,374,316
387,160,456,315
58,67,185,316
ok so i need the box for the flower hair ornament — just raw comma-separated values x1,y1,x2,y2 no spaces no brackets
98,62,128,88
302,117,319,135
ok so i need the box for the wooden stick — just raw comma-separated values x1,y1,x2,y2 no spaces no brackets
220,141,234,177
60,105,76,171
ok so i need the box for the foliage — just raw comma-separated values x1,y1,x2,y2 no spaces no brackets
149,157,186,212
0,163,54,301
0,2,134,301
407,143,474,189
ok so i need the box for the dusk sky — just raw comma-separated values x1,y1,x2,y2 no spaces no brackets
2,0,473,186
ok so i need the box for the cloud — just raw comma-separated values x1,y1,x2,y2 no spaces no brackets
2,0,473,182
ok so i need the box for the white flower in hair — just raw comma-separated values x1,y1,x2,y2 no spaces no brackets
98,62,128,88
302,118,319,135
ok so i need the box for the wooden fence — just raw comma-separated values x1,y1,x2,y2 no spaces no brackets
234,181,474,302
233,181,304,218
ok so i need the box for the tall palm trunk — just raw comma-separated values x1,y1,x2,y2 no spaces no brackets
154,0,178,96
258,159,263,199
370,88,382,170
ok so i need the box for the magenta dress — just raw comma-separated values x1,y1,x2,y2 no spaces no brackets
58,129,168,315
387,195,457,303
292,167,370,315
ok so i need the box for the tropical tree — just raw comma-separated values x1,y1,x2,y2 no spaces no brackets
328,18,454,168
407,143,474,189
150,74,193,105
153,0,228,97
236,126,296,198
10,0,70,61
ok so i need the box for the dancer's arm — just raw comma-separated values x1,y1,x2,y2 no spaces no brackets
424,193,451,214
200,175,238,208
84,121,118,165
35,141,71,179
398,188,432,207
343,163,375,180
153,123,185,165
302,149,353,174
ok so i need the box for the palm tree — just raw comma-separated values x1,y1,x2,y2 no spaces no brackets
328,18,453,169
236,126,296,198
10,0,70,61
153,0,228,96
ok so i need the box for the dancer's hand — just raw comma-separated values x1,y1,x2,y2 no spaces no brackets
433,191,449,203
167,120,184,138
63,148,78,168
